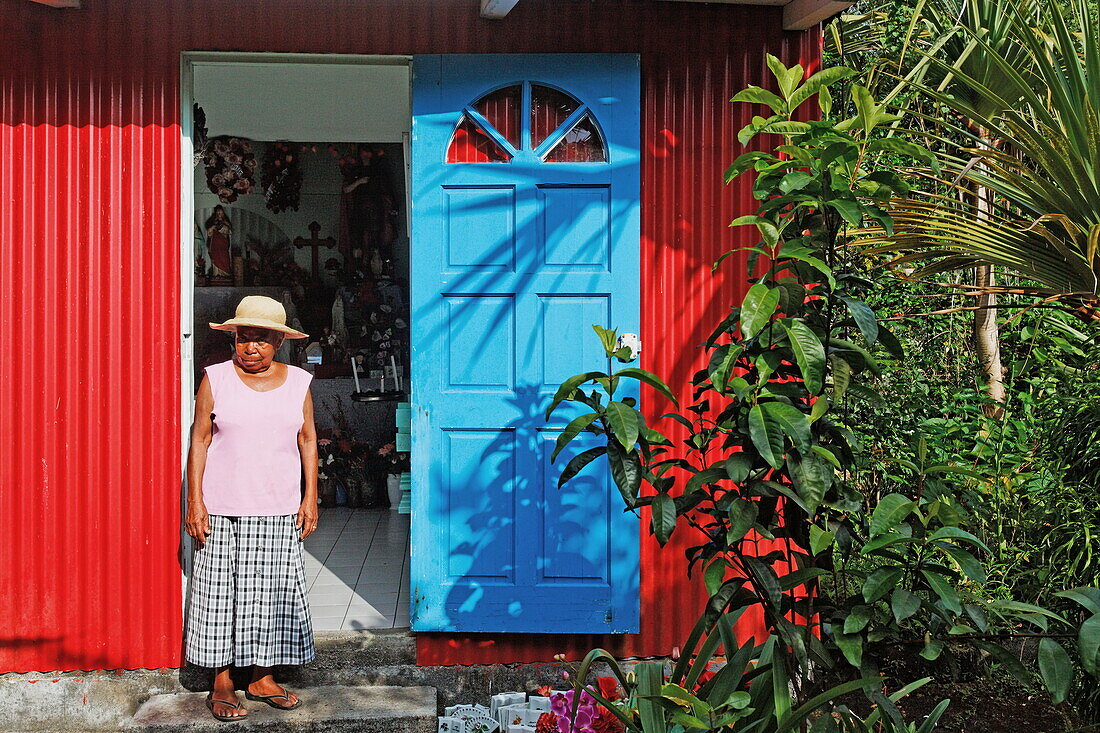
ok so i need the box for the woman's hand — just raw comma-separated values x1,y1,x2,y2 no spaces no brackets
185,501,211,549
296,502,319,540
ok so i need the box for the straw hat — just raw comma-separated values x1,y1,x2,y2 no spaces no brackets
209,295,308,339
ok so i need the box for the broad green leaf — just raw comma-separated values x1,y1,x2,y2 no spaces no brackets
545,370,607,419
811,444,841,468
766,53,804,100
808,396,829,424
613,367,679,406
940,545,987,583
920,639,944,661
891,588,921,623
844,605,873,634
607,446,642,507
749,403,784,468
779,566,827,591
605,401,640,450
740,283,780,338
551,412,599,463
684,467,726,496
810,524,835,556
827,198,864,226
830,355,852,398
818,85,833,116
1079,613,1100,675
651,492,677,545
779,170,813,193
838,295,879,344
928,526,991,553
863,567,904,602
870,493,916,537
763,401,812,451
729,214,780,246
835,632,863,667
1055,588,1100,615
737,113,782,145
724,454,753,483
783,320,825,394
842,84,902,135
921,569,962,614
727,498,759,545
707,343,743,393
1038,638,1072,704
789,450,830,516
787,65,857,110
724,151,773,183
730,85,787,114
558,446,607,488
705,558,727,596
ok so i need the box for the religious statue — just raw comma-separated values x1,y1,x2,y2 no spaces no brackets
340,145,398,269
204,205,233,283
331,296,347,345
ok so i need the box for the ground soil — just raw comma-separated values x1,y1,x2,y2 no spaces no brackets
883,676,1087,732
833,645,1092,731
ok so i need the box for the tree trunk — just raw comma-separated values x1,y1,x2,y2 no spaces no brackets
973,128,1005,419
974,264,1005,418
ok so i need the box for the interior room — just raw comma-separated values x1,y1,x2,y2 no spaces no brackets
190,58,412,630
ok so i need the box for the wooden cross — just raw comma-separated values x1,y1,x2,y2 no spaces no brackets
294,221,336,282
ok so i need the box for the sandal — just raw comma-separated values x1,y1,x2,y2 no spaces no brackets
245,688,301,711
205,693,247,722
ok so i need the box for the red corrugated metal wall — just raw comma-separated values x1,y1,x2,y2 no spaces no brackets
0,0,819,672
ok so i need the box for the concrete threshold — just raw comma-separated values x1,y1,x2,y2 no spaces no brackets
127,684,437,733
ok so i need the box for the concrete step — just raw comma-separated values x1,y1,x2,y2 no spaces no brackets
126,684,437,732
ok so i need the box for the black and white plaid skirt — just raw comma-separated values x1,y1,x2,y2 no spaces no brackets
184,515,315,668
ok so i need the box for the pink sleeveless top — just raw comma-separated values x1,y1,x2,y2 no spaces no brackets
202,360,312,516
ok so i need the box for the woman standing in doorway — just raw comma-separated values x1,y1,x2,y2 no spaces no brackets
184,295,318,722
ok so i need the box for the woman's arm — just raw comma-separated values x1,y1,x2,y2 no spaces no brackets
185,375,214,549
296,389,319,539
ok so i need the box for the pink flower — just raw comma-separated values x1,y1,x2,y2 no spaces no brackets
217,187,232,198
226,153,242,165
318,439,332,446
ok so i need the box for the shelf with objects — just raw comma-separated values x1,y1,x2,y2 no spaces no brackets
191,127,411,513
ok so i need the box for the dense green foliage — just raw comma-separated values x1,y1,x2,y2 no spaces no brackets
547,59,1100,731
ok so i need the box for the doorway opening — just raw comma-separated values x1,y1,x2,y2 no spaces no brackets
183,54,412,631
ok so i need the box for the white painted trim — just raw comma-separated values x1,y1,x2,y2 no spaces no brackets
480,0,522,19
179,53,197,610
183,51,411,66
782,0,851,30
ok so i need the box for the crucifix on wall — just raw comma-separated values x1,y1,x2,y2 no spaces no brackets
294,221,336,282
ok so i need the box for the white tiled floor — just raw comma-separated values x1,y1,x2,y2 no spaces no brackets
302,507,410,630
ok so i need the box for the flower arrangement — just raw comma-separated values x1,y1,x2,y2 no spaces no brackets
202,136,257,204
261,141,304,213
377,442,410,475
539,678,623,733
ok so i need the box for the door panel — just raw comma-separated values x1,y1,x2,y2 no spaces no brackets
411,54,640,633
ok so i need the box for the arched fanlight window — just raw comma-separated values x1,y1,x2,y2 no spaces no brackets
446,82,607,163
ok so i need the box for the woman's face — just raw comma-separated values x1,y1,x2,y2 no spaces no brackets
234,327,284,372
214,207,227,223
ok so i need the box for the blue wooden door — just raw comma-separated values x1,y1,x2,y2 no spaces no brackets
410,54,640,633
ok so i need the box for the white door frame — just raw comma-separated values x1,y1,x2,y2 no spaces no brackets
177,51,413,608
